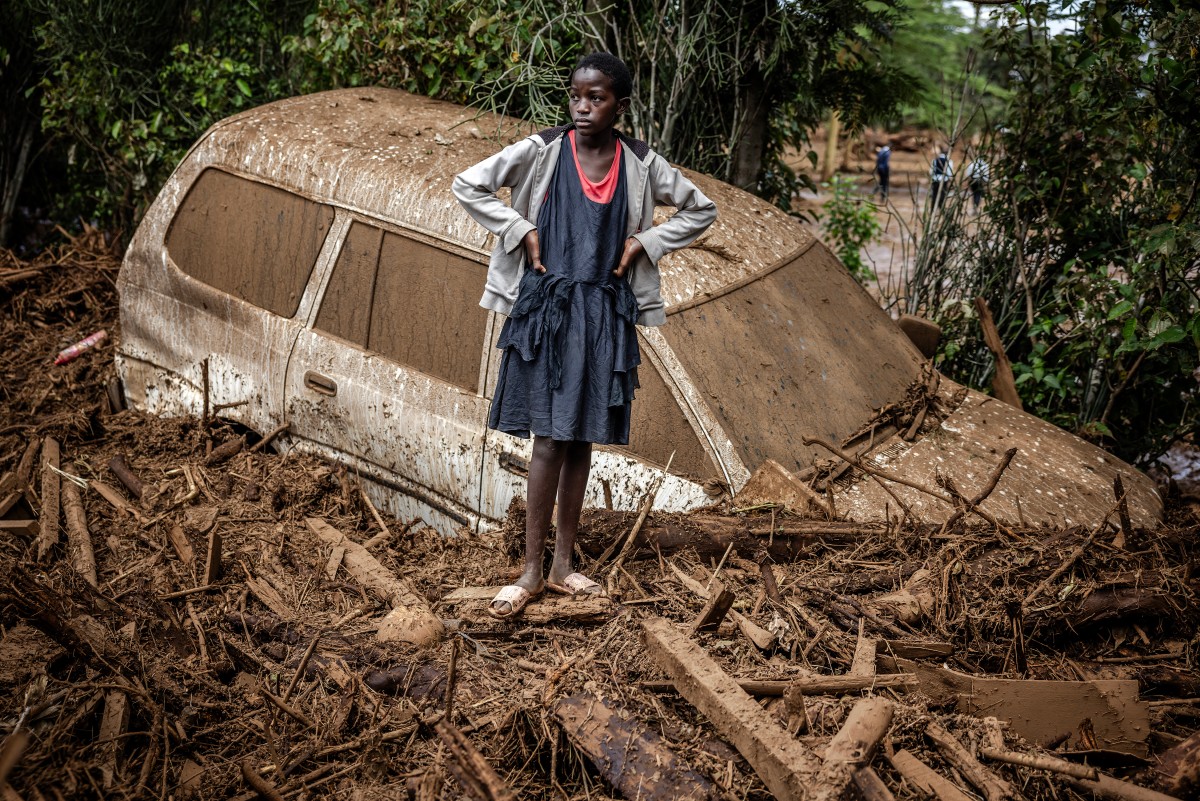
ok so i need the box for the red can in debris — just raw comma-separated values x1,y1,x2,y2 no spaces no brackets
54,329,108,365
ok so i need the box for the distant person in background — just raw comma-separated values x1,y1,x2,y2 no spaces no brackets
966,157,990,211
874,144,891,201
929,147,953,208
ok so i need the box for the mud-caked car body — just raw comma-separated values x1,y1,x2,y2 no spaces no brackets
117,88,1161,534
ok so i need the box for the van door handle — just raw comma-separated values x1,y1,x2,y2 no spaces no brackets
498,451,529,477
304,371,337,397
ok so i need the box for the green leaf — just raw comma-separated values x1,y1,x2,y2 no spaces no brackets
236,78,251,97
1107,299,1134,320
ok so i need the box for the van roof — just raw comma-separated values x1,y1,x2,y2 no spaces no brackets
194,87,813,309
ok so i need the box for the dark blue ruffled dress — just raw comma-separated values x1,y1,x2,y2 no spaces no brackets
488,133,641,445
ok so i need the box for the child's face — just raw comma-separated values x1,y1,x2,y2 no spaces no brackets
569,69,629,138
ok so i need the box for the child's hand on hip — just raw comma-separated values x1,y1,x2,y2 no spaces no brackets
614,237,644,279
523,230,546,274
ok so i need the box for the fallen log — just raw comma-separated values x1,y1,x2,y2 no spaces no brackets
642,616,821,801
553,693,719,801
578,510,883,561
307,517,443,647
438,586,615,625
812,696,893,801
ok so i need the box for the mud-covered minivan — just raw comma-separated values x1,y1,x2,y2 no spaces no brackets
117,88,1161,534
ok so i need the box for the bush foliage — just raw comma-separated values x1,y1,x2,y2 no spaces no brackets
904,0,1199,464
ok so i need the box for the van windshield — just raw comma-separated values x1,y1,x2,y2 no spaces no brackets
660,243,923,474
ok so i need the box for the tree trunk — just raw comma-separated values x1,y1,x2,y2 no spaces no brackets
728,71,770,191
822,110,841,182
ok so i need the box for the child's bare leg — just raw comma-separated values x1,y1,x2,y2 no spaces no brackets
548,440,593,587
506,436,567,604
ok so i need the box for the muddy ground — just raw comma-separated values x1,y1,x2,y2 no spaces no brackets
2,233,1200,801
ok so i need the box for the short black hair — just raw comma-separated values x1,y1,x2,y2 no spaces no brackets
573,52,633,100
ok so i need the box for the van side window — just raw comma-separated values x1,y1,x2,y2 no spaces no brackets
166,168,333,317
623,362,714,478
316,222,488,393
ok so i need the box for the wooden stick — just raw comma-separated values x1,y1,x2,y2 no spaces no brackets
249,422,290,453
760,559,782,603
939,447,1017,533
978,746,1098,781
1064,773,1185,801
639,672,917,697
812,696,893,801
0,730,29,788
107,455,143,500
263,690,314,728
1113,474,1133,549
926,720,1014,801
204,528,223,585
241,760,286,801
283,633,321,702
1024,526,1100,610
37,437,61,561
358,485,393,548
62,481,97,586
444,637,460,719
667,562,775,650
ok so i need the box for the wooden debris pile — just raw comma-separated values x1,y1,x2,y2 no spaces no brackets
2,236,1199,801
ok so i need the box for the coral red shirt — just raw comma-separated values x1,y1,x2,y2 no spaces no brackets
569,130,621,204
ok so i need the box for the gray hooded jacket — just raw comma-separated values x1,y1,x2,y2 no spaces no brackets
452,124,717,326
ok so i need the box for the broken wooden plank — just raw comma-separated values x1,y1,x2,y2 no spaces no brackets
324,545,345,581
0,520,37,536
97,690,129,787
62,481,97,586
889,749,974,801
307,517,443,646
553,693,719,801
813,696,893,801
36,437,61,561
642,616,821,801
878,656,1148,756
853,767,896,801
167,524,196,570
691,579,735,633
851,619,876,677
203,528,222,585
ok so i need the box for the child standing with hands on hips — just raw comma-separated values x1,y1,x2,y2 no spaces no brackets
453,53,716,619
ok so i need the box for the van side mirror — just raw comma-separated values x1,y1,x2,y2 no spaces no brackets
898,314,941,360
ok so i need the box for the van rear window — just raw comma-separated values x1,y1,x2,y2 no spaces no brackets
166,169,333,317
661,244,923,474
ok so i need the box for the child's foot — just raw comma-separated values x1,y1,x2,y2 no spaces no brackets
546,571,604,597
488,574,544,619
